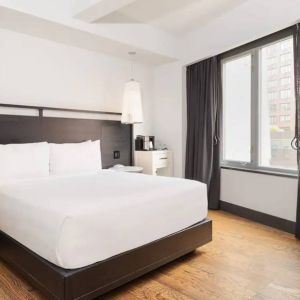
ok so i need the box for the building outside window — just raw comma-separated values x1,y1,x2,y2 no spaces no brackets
268,92,277,100
268,57,278,66
270,104,277,112
279,115,291,122
268,80,277,88
280,89,292,99
270,116,277,124
281,65,292,74
280,77,291,86
280,103,291,111
268,69,277,77
280,39,291,51
280,53,292,64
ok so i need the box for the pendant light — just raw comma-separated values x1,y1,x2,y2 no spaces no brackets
121,52,143,124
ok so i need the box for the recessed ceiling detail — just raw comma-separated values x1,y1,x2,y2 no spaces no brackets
85,0,245,35
73,0,138,23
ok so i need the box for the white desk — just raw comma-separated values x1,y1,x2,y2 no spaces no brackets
134,150,173,176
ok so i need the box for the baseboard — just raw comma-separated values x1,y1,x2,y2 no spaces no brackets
220,201,296,234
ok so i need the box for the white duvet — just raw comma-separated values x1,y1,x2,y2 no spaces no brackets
0,171,207,269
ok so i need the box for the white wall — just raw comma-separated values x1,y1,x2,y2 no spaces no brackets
152,61,184,177
221,169,298,222
0,28,153,136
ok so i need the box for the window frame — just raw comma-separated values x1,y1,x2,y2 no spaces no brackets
221,34,297,176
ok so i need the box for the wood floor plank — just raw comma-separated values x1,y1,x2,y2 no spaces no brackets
127,277,194,300
160,258,258,300
99,288,140,300
253,282,300,300
155,269,223,300
0,260,43,300
1,210,300,300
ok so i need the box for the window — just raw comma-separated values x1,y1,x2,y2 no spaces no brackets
223,54,251,163
280,103,291,111
268,57,277,65
280,89,291,99
280,53,292,64
222,36,297,172
281,65,291,74
280,40,290,51
270,104,277,112
266,45,278,56
268,80,277,88
280,77,291,86
268,92,277,100
279,115,291,122
260,37,296,171
270,116,277,124
268,69,277,77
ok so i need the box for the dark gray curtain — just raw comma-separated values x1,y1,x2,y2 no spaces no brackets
185,57,222,209
294,24,300,239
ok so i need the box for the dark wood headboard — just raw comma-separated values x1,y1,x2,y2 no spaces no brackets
0,104,133,168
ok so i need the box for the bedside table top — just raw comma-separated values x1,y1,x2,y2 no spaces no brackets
109,165,143,173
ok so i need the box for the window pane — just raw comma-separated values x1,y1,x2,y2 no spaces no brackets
259,37,297,170
223,54,251,162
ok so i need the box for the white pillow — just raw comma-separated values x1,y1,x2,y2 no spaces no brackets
0,142,50,180
49,140,102,175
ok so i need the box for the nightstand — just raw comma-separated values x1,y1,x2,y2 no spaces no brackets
134,150,173,176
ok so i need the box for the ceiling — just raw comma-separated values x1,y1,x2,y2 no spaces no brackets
1,0,300,65
94,0,245,36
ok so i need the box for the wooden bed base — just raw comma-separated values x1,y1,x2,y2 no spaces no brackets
0,219,212,300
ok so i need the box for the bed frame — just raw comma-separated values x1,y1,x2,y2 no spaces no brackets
0,220,212,299
0,103,212,299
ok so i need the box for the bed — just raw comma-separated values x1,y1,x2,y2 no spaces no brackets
0,103,212,300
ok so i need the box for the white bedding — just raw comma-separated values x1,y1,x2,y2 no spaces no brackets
0,171,207,269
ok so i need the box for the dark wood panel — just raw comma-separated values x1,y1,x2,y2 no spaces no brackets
101,123,132,168
0,116,44,144
0,115,132,168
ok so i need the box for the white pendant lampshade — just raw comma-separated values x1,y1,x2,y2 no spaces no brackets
121,52,143,124
121,79,143,124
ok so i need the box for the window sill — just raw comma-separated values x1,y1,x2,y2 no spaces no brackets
221,165,298,179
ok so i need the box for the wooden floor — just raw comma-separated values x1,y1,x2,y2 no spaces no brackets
1,211,300,300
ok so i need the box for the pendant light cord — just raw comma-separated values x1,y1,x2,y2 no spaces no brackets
131,59,134,80
129,51,136,80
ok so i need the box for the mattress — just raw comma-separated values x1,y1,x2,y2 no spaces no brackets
0,171,207,269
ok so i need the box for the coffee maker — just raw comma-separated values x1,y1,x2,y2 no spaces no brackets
135,135,155,151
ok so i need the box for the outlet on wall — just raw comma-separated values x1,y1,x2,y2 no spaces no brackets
113,151,120,159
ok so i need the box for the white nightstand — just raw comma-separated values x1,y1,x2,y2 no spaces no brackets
134,150,173,176
109,165,143,173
